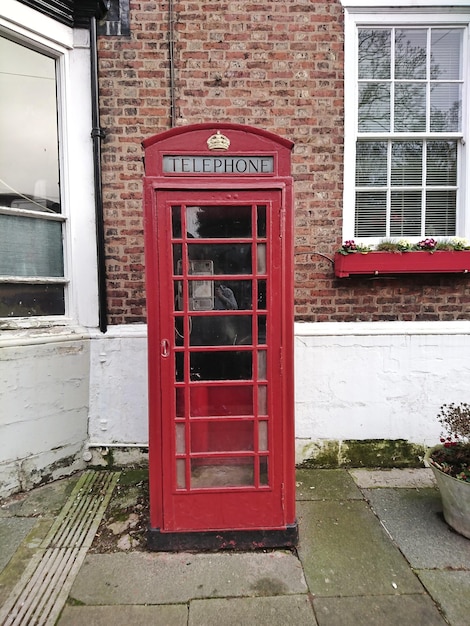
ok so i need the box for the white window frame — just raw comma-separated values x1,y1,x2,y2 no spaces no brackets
341,1,470,245
0,0,98,329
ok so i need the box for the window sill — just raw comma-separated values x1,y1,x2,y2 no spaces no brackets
334,250,470,278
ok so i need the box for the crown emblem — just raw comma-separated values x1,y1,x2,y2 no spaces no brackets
207,131,230,151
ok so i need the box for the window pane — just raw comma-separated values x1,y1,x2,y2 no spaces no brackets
430,84,461,132
425,190,456,236
185,205,252,238
431,29,462,80
356,142,387,186
0,283,65,317
191,421,253,452
355,191,387,237
427,141,457,186
190,351,252,381
358,29,391,79
358,83,390,132
394,84,426,131
395,30,427,80
0,37,60,207
390,191,422,236
391,142,422,186
0,215,63,277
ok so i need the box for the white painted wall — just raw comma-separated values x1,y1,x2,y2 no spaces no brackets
85,321,470,461
294,321,470,462
3,320,470,497
0,330,90,495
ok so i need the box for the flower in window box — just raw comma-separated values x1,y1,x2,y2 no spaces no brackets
417,238,438,251
338,240,371,255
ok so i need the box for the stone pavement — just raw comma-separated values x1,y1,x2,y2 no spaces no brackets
1,468,470,625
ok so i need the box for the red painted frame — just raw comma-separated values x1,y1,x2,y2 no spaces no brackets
335,250,470,278
143,124,296,548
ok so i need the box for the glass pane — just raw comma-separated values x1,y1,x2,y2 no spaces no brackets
176,423,186,453
175,352,184,382
258,315,267,344
258,386,267,415
171,205,182,237
0,38,60,209
191,458,254,488
257,280,266,310
258,350,267,379
358,83,390,132
394,84,426,132
355,142,387,187
173,244,182,273
0,283,64,317
185,205,252,238
431,29,463,80
176,388,185,417
257,205,267,237
425,190,456,236
189,315,252,346
190,385,253,416
430,84,461,132
355,191,387,237
258,421,268,451
188,243,252,274
358,29,391,80
426,141,457,186
176,459,186,489
390,191,422,237
259,457,268,486
257,244,266,274
391,142,422,186
395,30,427,80
190,350,252,380
0,215,63,277
191,421,254,452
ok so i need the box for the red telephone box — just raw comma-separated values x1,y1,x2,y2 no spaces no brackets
142,123,297,550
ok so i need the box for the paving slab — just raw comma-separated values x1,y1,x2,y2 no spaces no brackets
313,593,446,626
296,469,363,501
0,517,36,572
297,500,423,596
69,550,307,605
364,488,470,569
188,594,316,626
416,570,470,626
0,476,79,518
58,604,188,626
349,468,436,489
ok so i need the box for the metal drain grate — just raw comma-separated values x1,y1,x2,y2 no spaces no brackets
0,470,120,626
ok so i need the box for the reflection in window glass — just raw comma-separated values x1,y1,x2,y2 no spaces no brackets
190,385,253,416
191,457,254,488
186,205,252,238
257,205,267,237
188,244,252,275
190,350,252,380
189,315,252,346
191,420,254,452
0,283,64,317
0,36,63,317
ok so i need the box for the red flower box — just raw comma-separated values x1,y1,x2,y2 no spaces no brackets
334,250,470,278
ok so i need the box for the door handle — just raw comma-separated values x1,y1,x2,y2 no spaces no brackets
161,339,170,357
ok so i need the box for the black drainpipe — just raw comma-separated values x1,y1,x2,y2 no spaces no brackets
90,16,108,333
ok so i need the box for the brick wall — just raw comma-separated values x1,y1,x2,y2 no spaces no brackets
98,0,470,325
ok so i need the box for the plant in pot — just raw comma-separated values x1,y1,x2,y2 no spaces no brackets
425,403,470,539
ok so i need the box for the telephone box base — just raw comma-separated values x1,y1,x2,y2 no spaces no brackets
147,523,298,552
